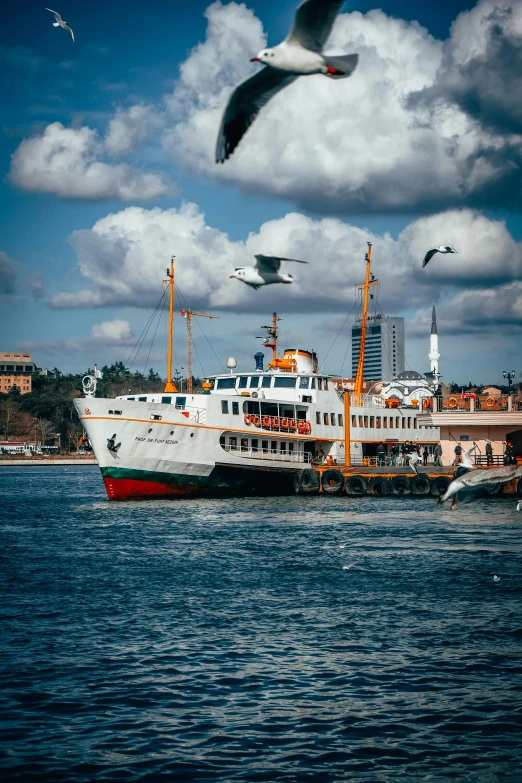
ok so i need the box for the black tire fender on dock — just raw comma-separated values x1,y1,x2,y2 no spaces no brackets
390,475,410,496
321,468,344,495
517,478,522,498
410,474,431,496
296,468,321,495
367,476,390,496
345,475,367,496
430,475,451,497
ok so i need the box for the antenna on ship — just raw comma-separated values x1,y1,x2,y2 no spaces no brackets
163,256,178,393
180,308,219,393
353,242,379,397
257,313,280,367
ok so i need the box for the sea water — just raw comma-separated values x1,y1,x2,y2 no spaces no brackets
1,466,522,782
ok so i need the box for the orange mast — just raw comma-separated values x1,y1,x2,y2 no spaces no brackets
261,313,280,366
354,242,379,395
163,256,178,393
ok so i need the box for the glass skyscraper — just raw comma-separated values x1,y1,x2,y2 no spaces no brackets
351,315,405,382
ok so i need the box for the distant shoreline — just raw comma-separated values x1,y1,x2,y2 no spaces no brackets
0,457,97,466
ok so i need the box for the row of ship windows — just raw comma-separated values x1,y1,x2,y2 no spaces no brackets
213,375,329,391
352,414,418,430
220,435,299,454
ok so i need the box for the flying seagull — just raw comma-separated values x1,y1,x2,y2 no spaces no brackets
422,246,457,268
230,254,308,290
45,8,74,42
439,465,522,511
216,0,358,163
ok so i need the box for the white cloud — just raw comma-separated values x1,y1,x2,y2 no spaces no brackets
0,251,19,294
49,202,522,346
163,1,522,213
9,122,170,201
105,105,163,158
91,319,133,341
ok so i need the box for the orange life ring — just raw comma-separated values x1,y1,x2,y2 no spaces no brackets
448,397,458,408
281,418,289,429
253,416,261,427
305,422,311,434
289,419,297,431
271,417,280,429
262,416,271,427
298,421,305,434
486,397,495,407
244,414,252,425
423,398,431,409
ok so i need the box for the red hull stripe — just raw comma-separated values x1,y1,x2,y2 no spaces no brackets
104,477,205,500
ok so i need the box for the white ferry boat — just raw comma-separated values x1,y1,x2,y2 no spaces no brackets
75,252,440,500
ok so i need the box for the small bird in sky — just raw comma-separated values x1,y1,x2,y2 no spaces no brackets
422,246,457,268
439,465,522,511
45,8,74,42
230,254,308,290
216,0,358,162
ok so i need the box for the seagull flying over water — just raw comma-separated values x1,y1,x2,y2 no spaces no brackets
230,254,308,290
422,246,457,268
216,0,358,162
45,7,74,41
439,465,522,511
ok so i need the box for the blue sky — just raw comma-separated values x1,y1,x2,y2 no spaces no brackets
1,0,521,384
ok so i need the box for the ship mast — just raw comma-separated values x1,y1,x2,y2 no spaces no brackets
182,308,219,393
354,242,379,395
261,313,280,366
163,256,178,393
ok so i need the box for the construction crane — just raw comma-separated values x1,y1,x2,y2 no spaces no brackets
180,308,219,393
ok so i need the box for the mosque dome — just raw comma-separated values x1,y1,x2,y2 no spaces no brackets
395,370,426,381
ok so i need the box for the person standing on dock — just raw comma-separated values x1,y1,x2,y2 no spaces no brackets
391,444,399,466
486,440,493,466
434,443,443,467
423,447,429,466
376,442,386,466
453,443,463,466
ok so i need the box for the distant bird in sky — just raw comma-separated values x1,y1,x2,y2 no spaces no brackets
216,0,358,162
45,8,74,42
230,254,308,290
422,245,457,268
439,465,522,511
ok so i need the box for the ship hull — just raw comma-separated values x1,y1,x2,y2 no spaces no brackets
101,465,295,500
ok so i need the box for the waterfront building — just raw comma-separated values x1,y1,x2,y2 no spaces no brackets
0,352,35,394
351,315,405,382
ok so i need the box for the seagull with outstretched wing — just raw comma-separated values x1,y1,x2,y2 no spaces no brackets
439,464,522,510
45,8,74,42
216,0,358,162
422,245,457,268
230,254,308,290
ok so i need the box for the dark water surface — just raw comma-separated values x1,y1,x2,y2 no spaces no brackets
1,466,522,782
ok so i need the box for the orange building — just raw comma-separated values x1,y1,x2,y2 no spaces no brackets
0,352,35,394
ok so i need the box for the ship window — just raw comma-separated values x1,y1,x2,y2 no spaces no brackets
280,442,286,454
262,376,272,388
252,438,259,452
296,408,307,420
317,378,323,390
229,437,237,450
338,414,343,427
323,412,329,425
238,376,248,388
282,407,294,419
261,402,278,417
232,402,239,415
299,377,309,389
150,414,162,421
352,415,356,427
219,435,225,446
161,396,172,404
175,397,186,409
364,416,368,427
376,416,381,429
396,417,400,428
127,397,135,401
407,417,411,428
331,413,336,426
316,411,321,424
311,378,316,389
245,400,260,416
324,379,329,390
370,416,374,428
221,400,229,414
383,417,388,428
139,397,147,402
274,377,297,388
249,376,259,388
271,441,277,454
262,440,268,453
401,417,406,428
358,416,363,427
241,438,248,450
217,378,236,390
302,395,312,403
414,418,417,429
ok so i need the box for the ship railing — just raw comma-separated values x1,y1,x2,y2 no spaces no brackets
180,406,207,424
224,445,312,464
437,395,518,412
351,394,386,408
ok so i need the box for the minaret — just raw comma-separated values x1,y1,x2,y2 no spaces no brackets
429,302,440,381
